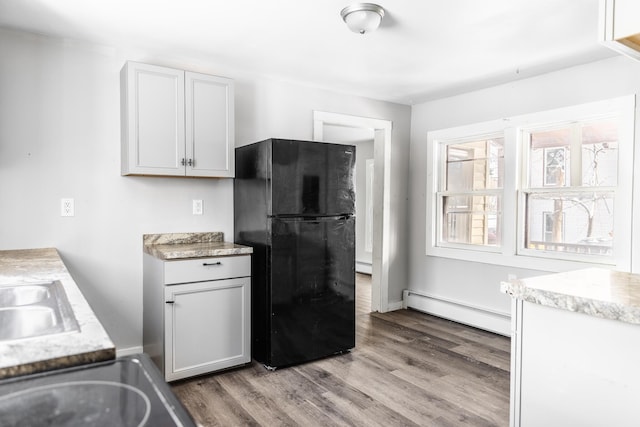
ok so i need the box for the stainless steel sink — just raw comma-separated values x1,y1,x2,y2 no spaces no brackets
0,284,50,307
0,354,196,426
0,307,59,341
0,281,80,342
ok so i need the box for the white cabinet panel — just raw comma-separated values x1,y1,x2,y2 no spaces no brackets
121,62,185,176
510,300,640,426
164,278,250,381
186,72,234,177
600,0,640,60
612,0,640,40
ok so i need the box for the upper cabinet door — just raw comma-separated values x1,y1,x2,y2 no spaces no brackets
600,0,640,60
121,62,186,176
185,72,235,178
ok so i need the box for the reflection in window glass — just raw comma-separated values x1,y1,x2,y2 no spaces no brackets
528,119,619,189
581,119,618,187
446,139,504,191
529,128,571,187
442,195,502,246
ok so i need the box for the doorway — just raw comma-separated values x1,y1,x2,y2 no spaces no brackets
313,111,392,313
323,125,374,275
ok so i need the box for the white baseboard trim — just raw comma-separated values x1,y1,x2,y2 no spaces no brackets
386,300,404,311
403,290,511,336
116,346,144,358
356,260,372,274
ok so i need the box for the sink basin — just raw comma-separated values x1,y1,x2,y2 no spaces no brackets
0,381,150,426
0,355,196,426
0,281,79,342
0,307,59,341
0,285,50,308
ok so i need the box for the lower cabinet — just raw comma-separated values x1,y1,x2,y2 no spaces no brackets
144,254,251,381
509,299,640,427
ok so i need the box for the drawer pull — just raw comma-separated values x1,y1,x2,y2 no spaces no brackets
166,300,175,304
202,262,222,266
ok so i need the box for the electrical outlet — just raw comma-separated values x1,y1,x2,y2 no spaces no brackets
193,199,203,215
61,198,74,217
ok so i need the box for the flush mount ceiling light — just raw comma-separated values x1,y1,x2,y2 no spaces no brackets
340,3,385,35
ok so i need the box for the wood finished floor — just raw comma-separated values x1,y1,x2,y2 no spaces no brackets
171,274,511,426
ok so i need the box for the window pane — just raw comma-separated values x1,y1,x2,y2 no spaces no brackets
529,128,571,187
442,195,501,246
529,119,620,189
446,138,504,191
525,191,614,256
581,119,618,187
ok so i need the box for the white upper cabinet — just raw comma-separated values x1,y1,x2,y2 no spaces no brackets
121,61,235,177
600,0,640,61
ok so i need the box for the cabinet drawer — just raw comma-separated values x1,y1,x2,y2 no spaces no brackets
164,255,250,284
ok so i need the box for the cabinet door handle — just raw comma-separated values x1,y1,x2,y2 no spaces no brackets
202,262,222,266
188,158,194,166
166,300,175,304
181,158,186,166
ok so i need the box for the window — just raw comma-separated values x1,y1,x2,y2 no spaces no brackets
438,136,504,249
522,119,618,259
426,96,635,271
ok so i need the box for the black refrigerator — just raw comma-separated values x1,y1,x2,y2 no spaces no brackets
234,138,356,369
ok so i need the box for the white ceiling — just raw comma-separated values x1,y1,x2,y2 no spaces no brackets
0,0,616,105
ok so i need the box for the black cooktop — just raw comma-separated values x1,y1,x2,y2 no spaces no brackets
0,354,194,426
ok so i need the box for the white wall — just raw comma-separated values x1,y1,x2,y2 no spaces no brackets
0,28,411,351
408,55,640,331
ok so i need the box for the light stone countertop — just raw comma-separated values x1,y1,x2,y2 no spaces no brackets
143,232,253,260
0,248,115,379
500,268,640,325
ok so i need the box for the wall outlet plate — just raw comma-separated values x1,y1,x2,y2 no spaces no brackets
192,199,203,215
61,198,74,217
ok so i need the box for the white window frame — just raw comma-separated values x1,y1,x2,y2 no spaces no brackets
425,95,635,272
435,132,505,253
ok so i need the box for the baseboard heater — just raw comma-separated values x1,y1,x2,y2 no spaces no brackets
403,289,511,337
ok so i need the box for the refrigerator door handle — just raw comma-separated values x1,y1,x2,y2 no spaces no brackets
270,214,353,221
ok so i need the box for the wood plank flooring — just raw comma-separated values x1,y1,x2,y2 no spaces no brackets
171,274,511,426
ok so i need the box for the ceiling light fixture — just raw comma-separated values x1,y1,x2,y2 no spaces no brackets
340,3,385,35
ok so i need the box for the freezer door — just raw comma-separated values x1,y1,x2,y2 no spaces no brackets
271,140,355,216
268,216,355,367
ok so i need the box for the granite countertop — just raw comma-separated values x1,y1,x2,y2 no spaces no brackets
0,248,115,379
500,268,640,325
143,232,253,260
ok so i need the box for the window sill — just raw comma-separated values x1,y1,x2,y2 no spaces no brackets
425,245,619,273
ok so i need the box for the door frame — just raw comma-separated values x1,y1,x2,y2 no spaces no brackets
313,111,392,313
